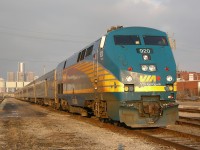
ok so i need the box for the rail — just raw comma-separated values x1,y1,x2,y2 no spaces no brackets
135,128,200,150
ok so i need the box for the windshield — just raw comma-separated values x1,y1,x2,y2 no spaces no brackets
114,35,141,45
143,36,168,46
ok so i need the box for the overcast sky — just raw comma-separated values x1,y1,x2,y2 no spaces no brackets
0,0,199,79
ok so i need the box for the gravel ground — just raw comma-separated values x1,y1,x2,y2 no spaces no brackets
1,98,199,149
0,98,172,150
169,100,200,137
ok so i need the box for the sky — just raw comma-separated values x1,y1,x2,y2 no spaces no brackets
0,0,199,79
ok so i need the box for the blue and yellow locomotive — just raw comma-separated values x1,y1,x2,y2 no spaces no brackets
15,26,178,128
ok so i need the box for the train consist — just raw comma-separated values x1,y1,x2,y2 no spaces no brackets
15,26,178,128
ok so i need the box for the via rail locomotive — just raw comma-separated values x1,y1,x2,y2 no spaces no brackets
15,26,178,128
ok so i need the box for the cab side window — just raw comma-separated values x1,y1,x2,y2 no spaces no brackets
85,45,93,57
77,45,93,62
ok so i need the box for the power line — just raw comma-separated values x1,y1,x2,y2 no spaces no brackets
0,25,95,39
0,30,91,43
0,58,59,63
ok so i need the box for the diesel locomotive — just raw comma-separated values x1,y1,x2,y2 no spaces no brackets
15,26,179,128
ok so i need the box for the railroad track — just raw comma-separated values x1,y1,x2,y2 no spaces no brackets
64,112,200,150
176,116,200,128
179,116,200,123
136,128,200,150
179,108,200,113
21,102,200,149
0,100,3,104
178,108,200,128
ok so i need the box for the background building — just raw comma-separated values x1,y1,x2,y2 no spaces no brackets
26,72,35,82
7,72,15,82
17,62,25,82
0,62,37,94
17,72,25,82
0,78,5,93
176,71,200,99
6,72,16,92
2,62,36,93
177,71,200,81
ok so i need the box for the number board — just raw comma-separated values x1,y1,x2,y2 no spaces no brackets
136,48,153,54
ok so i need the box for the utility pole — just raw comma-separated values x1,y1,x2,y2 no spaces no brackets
43,65,46,75
167,32,176,51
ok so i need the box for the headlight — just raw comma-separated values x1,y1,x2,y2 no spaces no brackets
149,65,156,72
124,84,134,92
166,75,173,82
126,76,133,82
165,84,174,91
124,85,129,92
143,54,150,61
141,65,148,71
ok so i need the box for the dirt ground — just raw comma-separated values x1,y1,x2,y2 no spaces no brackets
0,98,172,150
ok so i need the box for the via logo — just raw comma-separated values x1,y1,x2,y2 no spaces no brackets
140,75,161,82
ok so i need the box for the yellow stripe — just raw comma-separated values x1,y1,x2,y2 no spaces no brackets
77,64,93,71
98,80,123,87
173,83,177,91
63,85,175,94
63,88,94,94
98,70,109,75
97,67,104,72
88,74,95,78
80,67,93,72
100,85,170,92
65,62,175,93
84,69,94,74
99,86,124,92
135,86,166,92
67,62,82,70
74,62,91,70
98,74,116,81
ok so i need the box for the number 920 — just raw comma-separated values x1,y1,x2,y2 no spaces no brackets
137,48,153,54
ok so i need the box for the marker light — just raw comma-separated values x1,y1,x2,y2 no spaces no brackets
166,75,173,82
126,76,133,82
141,65,148,71
165,67,169,71
128,67,133,71
149,65,156,72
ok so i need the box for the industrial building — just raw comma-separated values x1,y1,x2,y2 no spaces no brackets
176,71,200,99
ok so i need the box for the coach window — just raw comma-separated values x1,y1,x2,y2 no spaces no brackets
114,35,141,45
